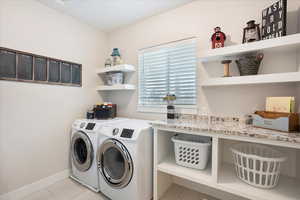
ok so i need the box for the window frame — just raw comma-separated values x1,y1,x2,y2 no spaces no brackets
138,38,198,114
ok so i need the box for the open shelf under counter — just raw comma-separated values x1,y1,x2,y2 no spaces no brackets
96,84,136,91
96,64,135,74
157,156,213,185
199,33,300,62
218,163,300,200
200,72,300,87
153,123,300,200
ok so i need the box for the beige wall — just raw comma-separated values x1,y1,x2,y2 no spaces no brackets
1,0,300,196
0,0,105,194
107,0,300,120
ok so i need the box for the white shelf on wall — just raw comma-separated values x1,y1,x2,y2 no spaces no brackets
199,33,300,62
96,64,135,74
96,84,136,91
218,163,300,200
157,156,212,185
200,72,300,87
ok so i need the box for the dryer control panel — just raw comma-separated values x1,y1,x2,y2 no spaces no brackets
100,126,139,140
120,129,134,138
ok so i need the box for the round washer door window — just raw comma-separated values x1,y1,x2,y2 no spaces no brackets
97,139,133,189
71,131,93,172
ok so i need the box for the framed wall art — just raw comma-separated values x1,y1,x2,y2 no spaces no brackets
262,0,287,40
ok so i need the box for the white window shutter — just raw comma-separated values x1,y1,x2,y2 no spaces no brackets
139,38,197,106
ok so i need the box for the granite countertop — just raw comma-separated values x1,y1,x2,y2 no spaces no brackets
151,119,300,144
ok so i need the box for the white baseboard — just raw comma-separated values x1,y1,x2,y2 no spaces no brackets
0,169,69,200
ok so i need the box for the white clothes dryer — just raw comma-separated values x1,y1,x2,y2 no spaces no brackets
97,119,153,200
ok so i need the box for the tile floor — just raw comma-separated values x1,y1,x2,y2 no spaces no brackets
20,178,219,200
160,184,220,200
20,178,108,200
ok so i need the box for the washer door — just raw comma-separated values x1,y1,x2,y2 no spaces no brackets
97,139,133,189
71,131,93,172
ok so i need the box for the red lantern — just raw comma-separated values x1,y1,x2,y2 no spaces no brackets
211,27,226,49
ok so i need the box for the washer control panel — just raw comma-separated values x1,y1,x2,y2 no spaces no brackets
86,123,96,130
73,120,99,132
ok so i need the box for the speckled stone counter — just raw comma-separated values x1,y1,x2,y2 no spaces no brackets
151,118,300,145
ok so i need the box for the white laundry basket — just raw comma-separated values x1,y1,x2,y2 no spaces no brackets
172,134,211,170
230,143,286,189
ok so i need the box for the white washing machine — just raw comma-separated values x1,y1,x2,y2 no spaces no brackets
70,118,125,192
97,119,153,200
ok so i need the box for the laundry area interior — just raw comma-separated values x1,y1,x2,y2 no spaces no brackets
1,0,300,200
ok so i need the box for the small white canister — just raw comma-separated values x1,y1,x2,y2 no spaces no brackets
105,72,124,85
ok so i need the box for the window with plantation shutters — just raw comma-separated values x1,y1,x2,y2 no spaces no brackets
138,38,197,107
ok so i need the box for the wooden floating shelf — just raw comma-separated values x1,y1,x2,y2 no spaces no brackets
96,84,136,91
96,64,135,74
200,72,300,87
199,33,300,62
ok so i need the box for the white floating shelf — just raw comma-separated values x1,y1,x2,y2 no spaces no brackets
201,72,300,87
219,164,300,200
96,64,135,74
199,33,300,62
157,156,212,185
96,84,136,91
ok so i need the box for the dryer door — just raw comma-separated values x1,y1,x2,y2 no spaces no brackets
71,131,93,172
97,139,133,189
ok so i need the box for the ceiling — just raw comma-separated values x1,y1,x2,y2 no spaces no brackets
37,0,195,32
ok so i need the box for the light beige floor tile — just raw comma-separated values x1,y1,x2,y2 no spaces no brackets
160,184,183,200
161,184,220,200
73,190,109,200
198,192,219,200
20,178,221,200
179,187,199,200
21,189,56,200
47,178,85,200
